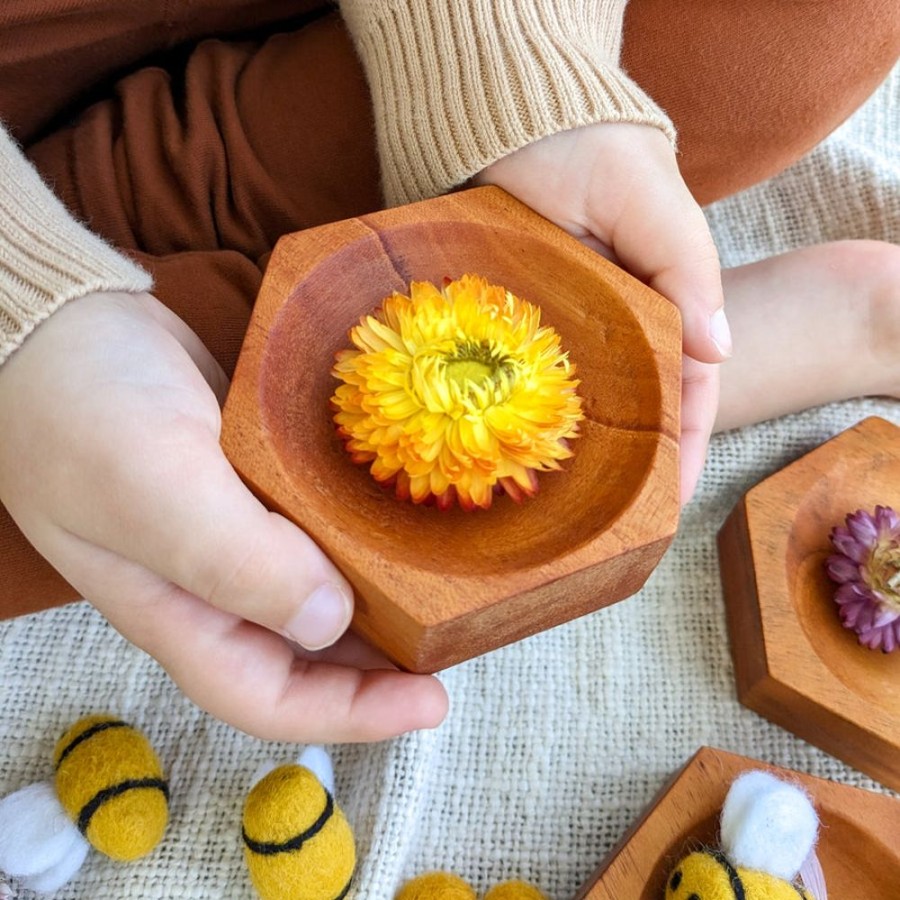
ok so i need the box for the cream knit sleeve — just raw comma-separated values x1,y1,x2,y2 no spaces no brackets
0,124,152,366
339,0,675,207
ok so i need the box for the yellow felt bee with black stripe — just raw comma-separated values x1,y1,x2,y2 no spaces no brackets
0,714,168,893
665,770,826,900
242,746,356,900
666,849,814,900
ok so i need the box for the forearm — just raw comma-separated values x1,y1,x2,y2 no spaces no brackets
339,0,675,206
0,124,152,365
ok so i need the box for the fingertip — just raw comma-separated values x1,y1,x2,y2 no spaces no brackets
681,303,732,365
283,582,355,651
708,307,733,360
350,670,450,741
398,684,450,737
417,675,451,729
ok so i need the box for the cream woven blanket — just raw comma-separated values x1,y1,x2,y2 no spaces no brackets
0,66,897,900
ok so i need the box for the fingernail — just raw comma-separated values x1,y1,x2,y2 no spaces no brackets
284,583,353,650
709,307,733,358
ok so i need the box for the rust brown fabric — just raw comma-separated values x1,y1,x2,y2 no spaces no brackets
1,0,898,616
623,0,900,205
25,12,383,373
1,0,333,145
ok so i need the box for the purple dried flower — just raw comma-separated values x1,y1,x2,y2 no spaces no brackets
825,505,900,652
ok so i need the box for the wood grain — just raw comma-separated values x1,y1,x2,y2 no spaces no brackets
718,416,900,789
577,745,900,898
221,186,681,673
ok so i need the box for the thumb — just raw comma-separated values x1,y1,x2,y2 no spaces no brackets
77,426,355,651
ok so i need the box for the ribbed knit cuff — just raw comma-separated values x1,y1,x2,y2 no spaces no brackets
340,0,676,206
0,126,153,365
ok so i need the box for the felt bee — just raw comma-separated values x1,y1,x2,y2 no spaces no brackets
0,714,168,893
665,849,815,899
242,746,356,900
665,770,827,900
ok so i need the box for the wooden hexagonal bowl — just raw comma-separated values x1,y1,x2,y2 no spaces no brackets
221,186,680,673
718,416,900,789
577,746,900,898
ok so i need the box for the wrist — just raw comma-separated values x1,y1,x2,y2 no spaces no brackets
0,126,152,366
340,0,674,206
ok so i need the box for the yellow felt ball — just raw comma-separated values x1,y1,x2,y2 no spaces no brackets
52,714,168,861
395,872,476,900
243,764,355,900
484,880,547,900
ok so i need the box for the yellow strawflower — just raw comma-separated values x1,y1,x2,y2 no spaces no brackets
331,274,583,510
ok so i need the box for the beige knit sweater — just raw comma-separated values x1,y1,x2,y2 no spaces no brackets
0,0,672,367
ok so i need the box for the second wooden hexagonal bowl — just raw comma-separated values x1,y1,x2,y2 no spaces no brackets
577,746,900,898
718,416,900,789
221,186,681,673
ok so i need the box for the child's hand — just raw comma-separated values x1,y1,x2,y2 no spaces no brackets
474,123,728,503
0,291,448,741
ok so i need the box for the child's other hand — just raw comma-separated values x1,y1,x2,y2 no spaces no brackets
0,291,448,741
474,123,728,503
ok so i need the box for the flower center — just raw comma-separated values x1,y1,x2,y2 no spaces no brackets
442,340,511,390
868,541,900,610
444,359,494,387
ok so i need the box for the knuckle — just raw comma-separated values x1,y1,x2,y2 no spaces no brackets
202,531,277,616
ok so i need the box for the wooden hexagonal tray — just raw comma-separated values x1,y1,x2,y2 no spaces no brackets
221,186,681,673
577,745,900,898
718,416,900,789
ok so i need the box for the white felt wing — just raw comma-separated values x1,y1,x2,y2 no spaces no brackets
298,745,335,795
797,848,828,900
0,780,88,884
720,770,819,881
17,837,90,894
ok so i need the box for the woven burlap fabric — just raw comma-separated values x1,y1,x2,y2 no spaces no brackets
0,66,897,900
